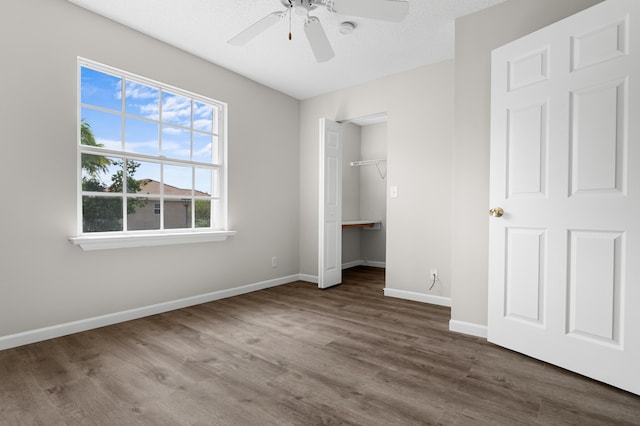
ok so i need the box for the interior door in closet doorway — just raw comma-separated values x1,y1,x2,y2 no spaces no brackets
318,118,342,289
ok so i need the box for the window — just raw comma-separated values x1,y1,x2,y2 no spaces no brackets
72,59,232,249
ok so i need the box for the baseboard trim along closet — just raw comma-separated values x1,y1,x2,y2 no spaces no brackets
383,288,451,307
342,260,386,269
449,319,488,339
0,274,302,351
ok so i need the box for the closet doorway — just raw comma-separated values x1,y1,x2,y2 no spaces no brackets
318,113,387,289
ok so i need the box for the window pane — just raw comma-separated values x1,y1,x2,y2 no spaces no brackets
82,196,123,232
195,200,211,228
193,132,215,164
164,164,192,194
81,108,122,150
162,125,190,161
194,168,212,196
193,101,214,133
133,161,161,195
125,117,159,155
121,159,144,194
127,197,159,231
125,81,159,120
162,91,191,127
164,199,191,229
81,67,122,112
81,155,122,193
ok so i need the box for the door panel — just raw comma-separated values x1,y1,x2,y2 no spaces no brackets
507,102,548,197
505,228,545,325
489,0,640,395
570,79,626,194
570,17,628,71
568,230,623,345
318,118,342,289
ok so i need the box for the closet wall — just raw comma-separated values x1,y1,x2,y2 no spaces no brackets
360,123,387,264
341,122,387,267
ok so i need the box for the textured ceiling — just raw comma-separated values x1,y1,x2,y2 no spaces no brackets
66,0,507,100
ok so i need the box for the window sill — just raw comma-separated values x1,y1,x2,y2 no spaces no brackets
69,230,237,251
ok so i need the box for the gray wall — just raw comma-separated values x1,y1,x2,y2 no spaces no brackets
0,0,300,337
341,123,362,265
300,61,454,297
451,0,605,327
360,123,387,264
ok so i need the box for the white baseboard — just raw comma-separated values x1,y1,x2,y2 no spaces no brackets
342,260,364,269
298,274,318,283
342,260,386,270
449,319,488,339
383,288,451,307
0,274,301,351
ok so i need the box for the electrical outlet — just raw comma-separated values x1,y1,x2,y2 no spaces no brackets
272,256,278,268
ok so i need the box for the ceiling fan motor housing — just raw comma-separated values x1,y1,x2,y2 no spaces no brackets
283,0,318,15
233,0,409,63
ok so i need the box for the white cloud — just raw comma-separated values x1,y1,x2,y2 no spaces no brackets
161,141,191,159
124,140,160,155
193,119,213,132
194,143,212,157
162,126,184,136
96,138,122,151
162,94,191,126
125,81,159,100
194,102,214,117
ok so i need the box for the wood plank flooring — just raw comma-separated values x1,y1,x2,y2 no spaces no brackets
1,266,640,425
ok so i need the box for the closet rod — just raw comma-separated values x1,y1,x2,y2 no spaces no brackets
349,159,386,166
350,159,386,179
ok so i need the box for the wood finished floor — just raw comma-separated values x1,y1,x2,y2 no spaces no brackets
1,266,639,425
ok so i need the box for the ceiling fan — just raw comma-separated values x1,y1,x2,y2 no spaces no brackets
228,0,410,63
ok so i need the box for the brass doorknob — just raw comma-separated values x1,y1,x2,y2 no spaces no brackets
489,207,504,218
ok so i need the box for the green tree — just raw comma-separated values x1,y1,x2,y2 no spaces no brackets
195,200,211,228
80,119,147,232
81,119,112,177
109,159,147,214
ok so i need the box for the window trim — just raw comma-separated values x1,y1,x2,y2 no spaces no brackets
69,230,236,251
71,58,233,250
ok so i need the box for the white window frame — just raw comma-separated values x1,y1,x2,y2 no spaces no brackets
70,58,234,250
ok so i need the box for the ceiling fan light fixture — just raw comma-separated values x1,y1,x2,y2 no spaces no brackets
339,21,356,35
231,0,408,62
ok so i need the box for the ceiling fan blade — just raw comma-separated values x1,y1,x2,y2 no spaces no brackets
304,17,335,63
228,11,283,46
332,0,409,22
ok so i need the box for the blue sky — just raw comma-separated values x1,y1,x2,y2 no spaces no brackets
80,66,217,194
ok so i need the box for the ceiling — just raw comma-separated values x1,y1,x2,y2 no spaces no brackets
66,0,507,100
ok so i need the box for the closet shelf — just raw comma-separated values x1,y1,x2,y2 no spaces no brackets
342,220,382,230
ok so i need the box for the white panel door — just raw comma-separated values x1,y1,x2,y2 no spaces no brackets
489,0,640,395
319,118,342,289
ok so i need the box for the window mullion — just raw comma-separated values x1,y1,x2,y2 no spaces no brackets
121,78,128,231
160,163,165,230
